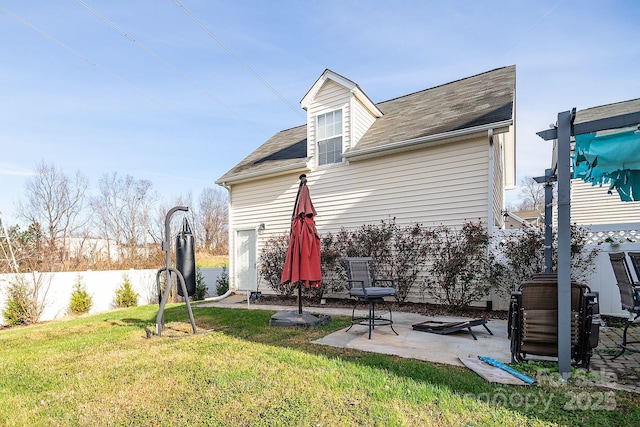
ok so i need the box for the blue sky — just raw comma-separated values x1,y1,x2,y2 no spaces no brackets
1,0,639,226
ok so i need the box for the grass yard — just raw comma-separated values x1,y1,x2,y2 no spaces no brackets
1,304,639,426
195,253,228,268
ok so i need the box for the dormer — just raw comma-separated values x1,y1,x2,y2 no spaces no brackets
300,70,383,168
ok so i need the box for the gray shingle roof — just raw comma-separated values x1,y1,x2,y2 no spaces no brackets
216,125,308,184
575,98,640,124
217,66,515,183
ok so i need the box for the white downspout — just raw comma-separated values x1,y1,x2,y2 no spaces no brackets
487,129,495,234
487,129,495,311
203,289,232,302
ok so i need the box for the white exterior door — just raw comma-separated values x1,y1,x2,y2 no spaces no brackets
235,229,257,292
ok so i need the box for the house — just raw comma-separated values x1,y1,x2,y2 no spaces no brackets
570,98,640,226
561,98,640,316
504,209,543,229
216,66,517,298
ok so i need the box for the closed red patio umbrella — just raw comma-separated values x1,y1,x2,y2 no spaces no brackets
281,174,322,314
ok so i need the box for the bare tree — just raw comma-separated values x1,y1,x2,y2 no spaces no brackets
151,193,195,245
91,173,156,265
17,162,88,271
197,187,228,254
512,175,545,212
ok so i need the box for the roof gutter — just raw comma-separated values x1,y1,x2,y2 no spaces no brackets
344,119,512,161
215,161,309,186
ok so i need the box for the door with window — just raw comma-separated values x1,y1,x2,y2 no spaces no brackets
235,229,257,291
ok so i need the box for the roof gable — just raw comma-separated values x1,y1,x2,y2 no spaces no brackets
300,69,382,118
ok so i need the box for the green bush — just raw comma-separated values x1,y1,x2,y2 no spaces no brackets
215,266,229,296
423,221,495,309
259,233,295,297
69,275,92,315
491,224,600,297
2,273,48,326
192,267,208,301
323,218,433,302
3,277,31,326
114,275,139,308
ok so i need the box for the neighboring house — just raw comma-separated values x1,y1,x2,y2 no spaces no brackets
216,66,517,297
65,236,121,263
570,99,640,226
504,209,543,229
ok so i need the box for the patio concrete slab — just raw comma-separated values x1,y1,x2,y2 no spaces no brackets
311,313,510,367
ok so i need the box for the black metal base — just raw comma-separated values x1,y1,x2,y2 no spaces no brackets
345,297,398,339
611,316,640,360
269,310,331,328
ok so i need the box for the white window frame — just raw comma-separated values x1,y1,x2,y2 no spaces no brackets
316,109,343,166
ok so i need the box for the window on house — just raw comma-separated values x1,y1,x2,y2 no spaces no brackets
317,109,342,165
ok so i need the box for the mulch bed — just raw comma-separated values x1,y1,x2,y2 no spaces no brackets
255,294,509,320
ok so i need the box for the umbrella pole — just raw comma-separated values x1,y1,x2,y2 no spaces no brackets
291,174,306,220
292,174,307,316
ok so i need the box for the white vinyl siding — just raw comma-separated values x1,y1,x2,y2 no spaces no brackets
307,80,349,163
503,125,516,189
351,97,377,149
570,180,640,225
226,136,490,298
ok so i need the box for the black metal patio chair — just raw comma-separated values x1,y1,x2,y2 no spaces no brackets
608,252,640,359
508,273,599,368
344,257,398,339
628,251,640,282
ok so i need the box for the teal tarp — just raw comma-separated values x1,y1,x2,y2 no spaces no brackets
573,129,640,201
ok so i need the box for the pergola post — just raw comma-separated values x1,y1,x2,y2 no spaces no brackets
533,168,557,274
537,106,640,381
556,110,573,380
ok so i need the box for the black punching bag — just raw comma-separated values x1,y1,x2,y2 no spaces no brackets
176,218,196,297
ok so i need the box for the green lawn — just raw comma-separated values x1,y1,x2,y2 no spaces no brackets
1,304,639,426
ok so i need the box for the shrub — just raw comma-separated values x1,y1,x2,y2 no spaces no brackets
423,221,495,309
259,233,295,297
3,276,32,326
491,224,600,297
490,226,545,297
192,267,208,301
306,233,347,302
331,219,433,302
2,272,50,326
387,222,434,302
114,275,139,308
215,266,229,296
68,275,92,315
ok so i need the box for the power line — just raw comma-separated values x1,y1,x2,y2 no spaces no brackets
172,0,305,120
76,0,261,133
0,4,246,155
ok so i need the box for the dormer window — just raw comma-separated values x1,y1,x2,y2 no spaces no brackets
317,109,342,165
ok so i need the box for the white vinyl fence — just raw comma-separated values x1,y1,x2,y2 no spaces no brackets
0,267,225,325
488,223,640,315
581,223,640,317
